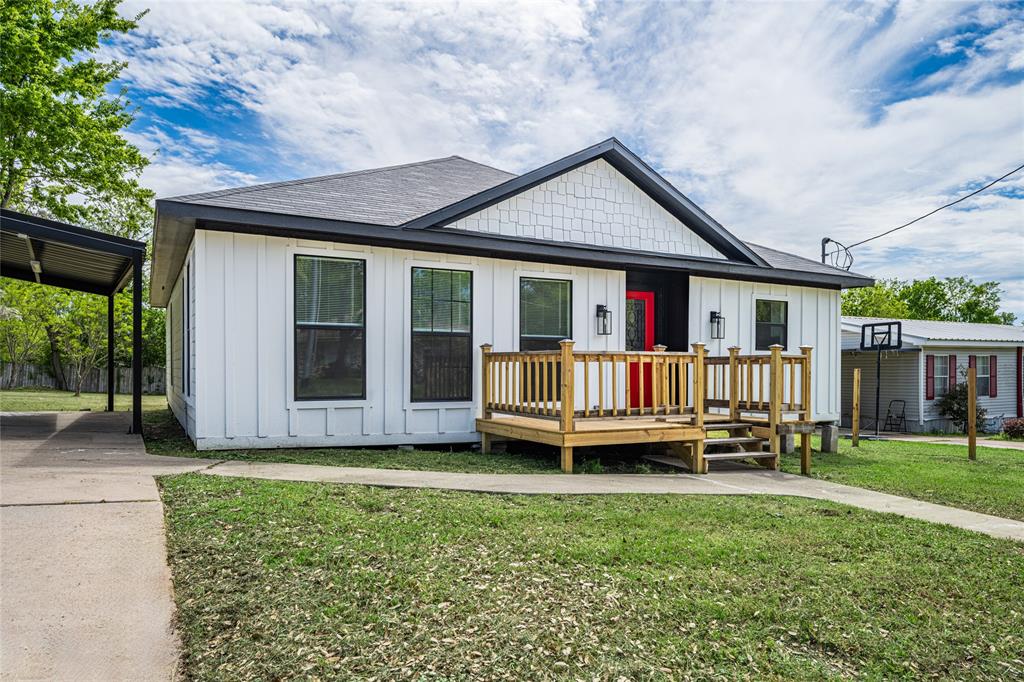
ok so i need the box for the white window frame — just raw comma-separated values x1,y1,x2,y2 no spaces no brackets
976,355,990,397
286,243,373,409
934,354,949,398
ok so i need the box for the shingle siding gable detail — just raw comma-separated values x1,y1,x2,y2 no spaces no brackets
445,159,725,259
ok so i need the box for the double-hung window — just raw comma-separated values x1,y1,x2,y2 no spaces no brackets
519,278,572,351
411,267,472,402
933,354,949,397
976,355,990,397
519,278,572,400
755,299,788,350
294,255,365,400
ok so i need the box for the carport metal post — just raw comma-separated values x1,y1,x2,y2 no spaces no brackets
107,294,115,412
131,252,143,434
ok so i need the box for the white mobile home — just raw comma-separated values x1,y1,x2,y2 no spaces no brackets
150,139,872,458
841,317,1024,433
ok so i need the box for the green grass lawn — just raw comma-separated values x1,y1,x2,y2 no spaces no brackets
160,474,1024,680
781,436,1024,521
142,407,664,475
0,387,166,412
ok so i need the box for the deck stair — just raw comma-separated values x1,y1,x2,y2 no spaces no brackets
700,424,779,469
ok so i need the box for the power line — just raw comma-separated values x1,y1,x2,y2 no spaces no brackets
846,162,1024,249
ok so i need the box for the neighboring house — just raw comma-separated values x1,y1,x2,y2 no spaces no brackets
841,316,1024,433
150,138,872,450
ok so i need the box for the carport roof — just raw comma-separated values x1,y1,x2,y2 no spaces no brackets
0,209,147,296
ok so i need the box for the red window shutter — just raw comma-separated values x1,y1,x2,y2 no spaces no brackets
925,355,935,400
990,355,998,398
968,355,976,370
949,355,957,388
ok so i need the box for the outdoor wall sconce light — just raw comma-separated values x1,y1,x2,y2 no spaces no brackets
709,310,726,340
596,304,612,335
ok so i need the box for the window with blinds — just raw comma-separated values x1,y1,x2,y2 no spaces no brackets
519,278,572,351
519,277,571,402
294,255,365,400
411,267,472,401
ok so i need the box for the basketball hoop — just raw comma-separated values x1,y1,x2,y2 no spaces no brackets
860,321,902,436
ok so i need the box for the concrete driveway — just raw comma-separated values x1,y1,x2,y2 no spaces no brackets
0,412,212,682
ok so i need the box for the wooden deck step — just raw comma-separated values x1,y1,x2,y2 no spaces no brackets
704,423,752,431
703,451,778,461
704,436,763,446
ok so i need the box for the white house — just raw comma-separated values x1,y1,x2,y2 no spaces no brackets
150,138,872,451
841,317,1024,433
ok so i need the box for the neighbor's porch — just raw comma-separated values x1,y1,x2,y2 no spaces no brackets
477,341,816,473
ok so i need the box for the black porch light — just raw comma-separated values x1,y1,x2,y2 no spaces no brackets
596,304,612,335
709,310,726,340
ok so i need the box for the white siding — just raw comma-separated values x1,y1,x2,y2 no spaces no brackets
688,277,841,421
166,245,196,438
190,230,625,450
447,159,724,259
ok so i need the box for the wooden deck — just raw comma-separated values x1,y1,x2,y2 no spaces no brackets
479,341,815,474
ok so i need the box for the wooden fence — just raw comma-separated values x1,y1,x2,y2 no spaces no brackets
1,362,165,395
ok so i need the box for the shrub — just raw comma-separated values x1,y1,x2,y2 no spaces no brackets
1003,418,1024,440
936,375,987,433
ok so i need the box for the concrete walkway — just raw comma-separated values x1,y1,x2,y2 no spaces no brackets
205,459,1024,542
838,428,1024,451
0,412,212,682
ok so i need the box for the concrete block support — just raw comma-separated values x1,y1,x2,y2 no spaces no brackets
820,423,839,453
780,433,795,454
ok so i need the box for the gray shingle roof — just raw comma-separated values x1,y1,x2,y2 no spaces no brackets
166,156,515,227
746,242,872,280
842,317,1024,343
162,155,871,284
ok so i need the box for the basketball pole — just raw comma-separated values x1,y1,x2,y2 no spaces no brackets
875,346,882,436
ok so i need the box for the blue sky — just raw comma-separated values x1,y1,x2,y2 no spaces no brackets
106,0,1024,319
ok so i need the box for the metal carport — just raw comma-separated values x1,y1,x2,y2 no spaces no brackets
0,208,148,433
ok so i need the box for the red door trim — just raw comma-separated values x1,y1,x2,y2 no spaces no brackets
626,290,655,351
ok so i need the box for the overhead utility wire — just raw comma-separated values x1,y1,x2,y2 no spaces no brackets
846,162,1024,249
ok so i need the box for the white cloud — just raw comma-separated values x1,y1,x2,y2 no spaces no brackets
111,0,1024,318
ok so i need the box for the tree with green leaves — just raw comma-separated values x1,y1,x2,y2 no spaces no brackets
842,277,1017,325
0,283,48,387
0,0,166,388
1,0,152,234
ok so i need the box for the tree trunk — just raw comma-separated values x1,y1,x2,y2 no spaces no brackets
46,327,69,390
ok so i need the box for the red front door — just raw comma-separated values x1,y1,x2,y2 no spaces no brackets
626,290,655,408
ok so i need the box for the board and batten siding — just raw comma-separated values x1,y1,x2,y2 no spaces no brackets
688,277,841,422
166,243,196,438
446,158,725,259
186,229,625,450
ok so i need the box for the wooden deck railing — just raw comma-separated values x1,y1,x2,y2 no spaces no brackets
480,341,812,441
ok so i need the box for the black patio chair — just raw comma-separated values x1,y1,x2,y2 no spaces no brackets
883,400,907,432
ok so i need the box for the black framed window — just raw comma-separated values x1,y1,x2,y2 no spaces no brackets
519,278,572,350
169,284,182,393
755,299,788,350
294,255,365,400
520,278,571,400
411,267,472,401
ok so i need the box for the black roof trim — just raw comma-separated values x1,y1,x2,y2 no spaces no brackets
159,200,872,289
402,138,768,267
